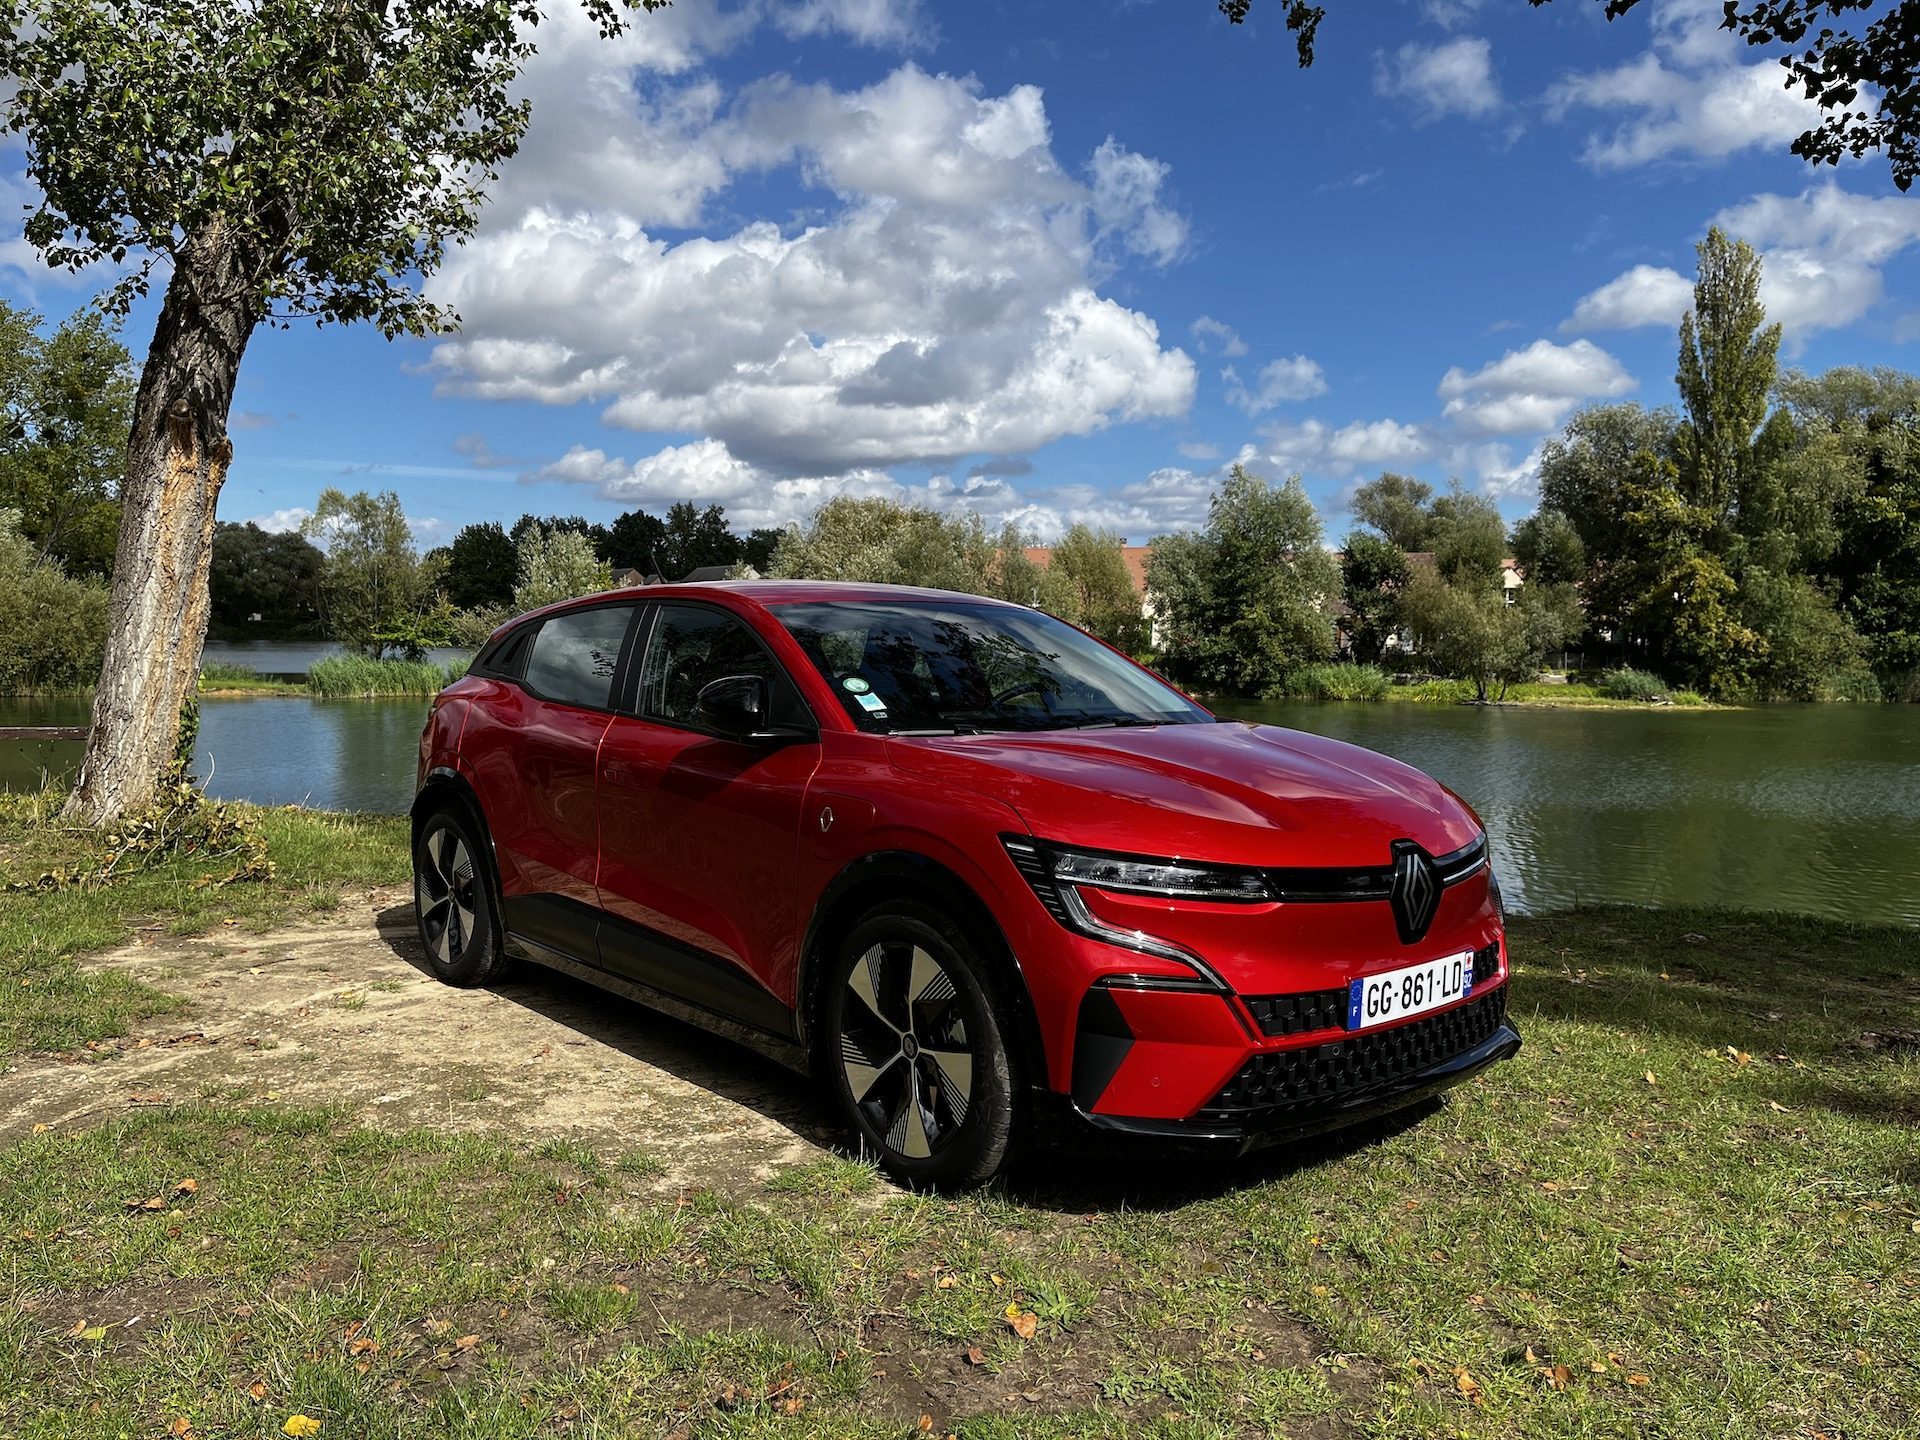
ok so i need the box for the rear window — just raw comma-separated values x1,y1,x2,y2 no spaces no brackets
523,606,633,710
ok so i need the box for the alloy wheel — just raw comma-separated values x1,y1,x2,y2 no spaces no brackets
839,940,975,1160
416,827,478,966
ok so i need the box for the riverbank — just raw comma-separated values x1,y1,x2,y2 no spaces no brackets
1,800,1913,1438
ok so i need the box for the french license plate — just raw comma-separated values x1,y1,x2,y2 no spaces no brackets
1347,951,1473,1031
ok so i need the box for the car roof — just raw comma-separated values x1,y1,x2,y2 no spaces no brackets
517,579,1024,625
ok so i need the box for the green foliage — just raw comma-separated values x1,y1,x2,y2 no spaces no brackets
208,521,324,638
513,526,611,611
0,507,109,691
0,0,666,331
1509,509,1584,588
304,488,433,658
1736,567,1866,701
1348,472,1435,552
1602,668,1668,702
443,522,516,611
1676,227,1783,525
1338,530,1411,664
1151,465,1338,696
1400,571,1580,702
1427,485,1507,585
0,300,132,578
1048,524,1144,650
770,496,994,593
1273,662,1389,701
306,655,468,698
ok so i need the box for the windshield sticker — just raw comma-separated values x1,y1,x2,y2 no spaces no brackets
854,691,886,712
842,676,871,693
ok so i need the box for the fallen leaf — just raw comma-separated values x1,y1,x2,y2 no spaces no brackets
1626,1373,1650,1386
174,1178,198,1195
1768,1100,1791,1113
1643,1071,1657,1086
64,1319,87,1338
1003,1303,1038,1341
1452,1367,1483,1405
775,1397,804,1415
964,1346,985,1367
917,1416,933,1433
282,1418,321,1438
31,1123,50,1134
1522,1346,1540,1365
935,1273,960,1289
423,1318,451,1336
168,1418,192,1436
125,1195,167,1213
989,1273,1005,1288
81,1326,107,1342
348,1338,378,1357
1310,1284,1329,1298
611,1282,630,1296
453,1334,479,1351
247,1381,267,1403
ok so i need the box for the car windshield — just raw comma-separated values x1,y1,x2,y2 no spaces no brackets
772,599,1212,733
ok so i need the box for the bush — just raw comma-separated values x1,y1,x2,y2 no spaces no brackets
1271,663,1390,701
198,661,259,684
1392,678,1477,705
307,655,468,698
0,509,108,691
1819,665,1883,703
1602,667,1669,702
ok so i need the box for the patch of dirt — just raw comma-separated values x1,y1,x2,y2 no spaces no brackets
0,889,837,1190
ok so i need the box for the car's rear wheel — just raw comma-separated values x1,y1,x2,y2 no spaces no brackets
821,902,1018,1187
413,807,508,986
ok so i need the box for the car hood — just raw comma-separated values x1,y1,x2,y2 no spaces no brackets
886,720,1480,868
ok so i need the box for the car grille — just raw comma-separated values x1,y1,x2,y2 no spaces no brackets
1202,983,1508,1120
1243,942,1501,1039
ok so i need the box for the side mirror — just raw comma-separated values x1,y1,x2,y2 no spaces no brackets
695,674,769,739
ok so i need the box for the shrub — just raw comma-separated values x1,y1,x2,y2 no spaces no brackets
1393,678,1476,705
1271,663,1390,701
198,661,260,684
307,655,468,698
1602,667,1668,702
1819,665,1883,703
0,509,108,691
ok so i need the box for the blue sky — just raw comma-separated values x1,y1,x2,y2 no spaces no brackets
8,0,1920,548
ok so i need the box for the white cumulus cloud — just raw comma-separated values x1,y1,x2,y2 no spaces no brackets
1437,338,1635,437
1374,37,1501,121
1223,355,1329,414
1563,264,1695,332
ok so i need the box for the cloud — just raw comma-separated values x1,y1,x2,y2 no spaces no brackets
429,63,1196,492
1546,0,1826,171
1260,417,1434,476
451,432,527,470
1087,137,1190,267
1437,338,1635,436
1374,37,1501,121
229,411,280,431
1567,184,1920,339
1563,264,1694,332
1176,440,1221,461
967,456,1034,478
243,507,313,534
1189,315,1249,357
1222,355,1329,413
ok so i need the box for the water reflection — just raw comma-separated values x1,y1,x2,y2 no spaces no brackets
4,693,1917,926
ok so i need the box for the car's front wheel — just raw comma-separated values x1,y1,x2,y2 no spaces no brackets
413,807,508,987
821,902,1019,1187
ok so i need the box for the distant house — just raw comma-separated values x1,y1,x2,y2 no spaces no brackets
607,563,745,588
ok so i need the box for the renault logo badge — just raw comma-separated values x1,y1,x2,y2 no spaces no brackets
1389,840,1441,944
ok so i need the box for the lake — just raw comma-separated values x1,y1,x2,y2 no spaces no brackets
5,694,1918,926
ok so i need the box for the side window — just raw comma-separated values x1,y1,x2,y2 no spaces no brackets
523,606,634,710
639,604,806,730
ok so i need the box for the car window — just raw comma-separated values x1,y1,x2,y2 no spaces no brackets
638,604,808,730
523,605,634,710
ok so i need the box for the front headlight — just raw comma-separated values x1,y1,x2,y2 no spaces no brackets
1002,838,1265,983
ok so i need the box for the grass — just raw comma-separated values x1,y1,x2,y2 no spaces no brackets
0,792,409,1055
0,804,1915,1436
1253,667,1717,708
305,655,468,698
195,661,306,697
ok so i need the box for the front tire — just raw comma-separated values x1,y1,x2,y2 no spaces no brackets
413,808,508,987
821,902,1019,1188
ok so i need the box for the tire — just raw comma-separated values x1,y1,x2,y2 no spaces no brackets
820,901,1019,1188
412,806,509,987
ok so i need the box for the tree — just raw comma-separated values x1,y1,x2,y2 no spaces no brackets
0,508,110,690
0,300,133,577
1427,486,1507,586
1218,1,1920,191
209,522,324,638
304,488,429,658
1510,510,1585,590
1339,531,1411,665
443,522,517,612
1676,227,1783,528
607,509,669,573
660,502,743,577
770,497,994,593
1400,569,1580,701
0,0,666,823
1051,525,1145,651
1538,403,1681,637
514,527,611,610
1152,465,1338,695
1349,472,1436,552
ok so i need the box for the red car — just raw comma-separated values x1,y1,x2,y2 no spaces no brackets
413,581,1518,1185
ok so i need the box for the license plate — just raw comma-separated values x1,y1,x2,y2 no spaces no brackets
1347,951,1473,1031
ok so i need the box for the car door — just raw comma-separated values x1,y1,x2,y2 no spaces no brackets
463,601,639,959
595,601,822,1033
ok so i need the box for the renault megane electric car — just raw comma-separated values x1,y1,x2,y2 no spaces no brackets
412,581,1519,1185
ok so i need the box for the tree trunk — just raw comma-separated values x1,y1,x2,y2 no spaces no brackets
64,223,259,825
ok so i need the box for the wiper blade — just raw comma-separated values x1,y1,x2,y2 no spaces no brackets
1050,716,1162,730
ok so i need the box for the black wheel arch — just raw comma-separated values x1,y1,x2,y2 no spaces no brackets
798,850,1047,1089
411,769,505,914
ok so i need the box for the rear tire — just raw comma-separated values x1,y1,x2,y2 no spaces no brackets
413,807,509,987
820,901,1019,1188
